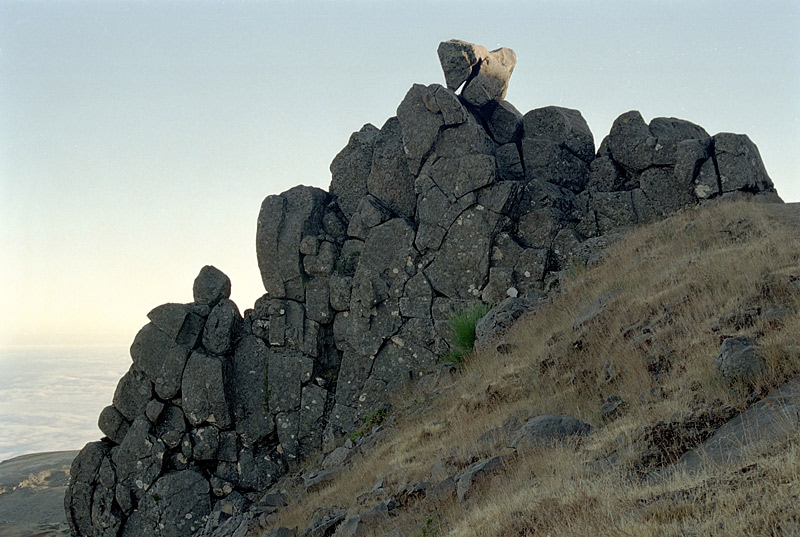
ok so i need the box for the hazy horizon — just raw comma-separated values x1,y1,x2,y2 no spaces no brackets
2,0,798,347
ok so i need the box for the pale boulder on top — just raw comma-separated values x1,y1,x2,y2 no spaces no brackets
437,39,517,107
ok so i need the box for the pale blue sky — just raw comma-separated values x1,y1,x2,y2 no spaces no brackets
1,0,798,345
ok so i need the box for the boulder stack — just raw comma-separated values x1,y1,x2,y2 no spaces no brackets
66,40,781,536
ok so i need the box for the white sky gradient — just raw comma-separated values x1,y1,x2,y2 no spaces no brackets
1,0,798,346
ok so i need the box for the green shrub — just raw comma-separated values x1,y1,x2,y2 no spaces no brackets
441,301,491,366
348,406,388,442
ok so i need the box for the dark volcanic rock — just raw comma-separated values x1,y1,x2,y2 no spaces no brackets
68,40,783,537
193,265,232,308
181,351,232,428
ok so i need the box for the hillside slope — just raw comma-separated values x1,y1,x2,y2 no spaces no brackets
259,200,800,537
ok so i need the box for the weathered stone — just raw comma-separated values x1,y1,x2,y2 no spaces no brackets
237,447,283,490
333,501,391,537
523,106,595,163
113,417,165,506
399,272,433,319
713,133,776,194
218,431,239,462
474,292,547,355
147,303,205,348
586,150,628,193
462,47,516,107
455,456,505,502
303,241,338,277
191,426,220,460
516,207,569,249
98,405,130,444
154,405,186,449
510,414,592,449
483,100,523,144
203,298,242,355
329,274,353,311
606,110,653,172
330,124,381,219
256,186,328,300
112,367,153,422
65,441,111,537
429,154,496,200
436,39,487,90
639,166,694,216
346,195,392,241
268,349,314,414
322,445,353,471
303,469,335,493
121,470,210,537
224,337,272,447
521,137,590,192
716,336,765,386
306,278,332,325
434,85,468,125
695,156,721,199
424,205,495,299
91,455,122,537
182,351,232,428
367,117,417,217
431,113,496,158
397,84,446,176
129,323,190,400
144,399,163,423
298,384,328,451
495,143,524,181
193,265,232,308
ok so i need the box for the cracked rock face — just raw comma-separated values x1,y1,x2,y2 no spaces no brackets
67,40,781,537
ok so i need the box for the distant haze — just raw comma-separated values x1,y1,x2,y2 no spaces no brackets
1,0,798,346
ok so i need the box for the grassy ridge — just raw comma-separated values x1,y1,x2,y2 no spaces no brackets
266,200,800,536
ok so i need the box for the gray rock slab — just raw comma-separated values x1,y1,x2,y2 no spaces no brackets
330,124,381,219
455,456,505,502
193,265,232,308
98,405,130,445
714,132,775,194
671,377,800,472
268,349,314,414
715,336,765,386
461,47,516,107
483,100,523,144
228,336,274,445
367,117,417,217
203,298,242,355
437,39,487,91
120,470,210,537
129,322,191,400
509,415,592,449
147,302,205,348
397,84,446,176
474,292,547,355
523,106,595,163
256,185,328,300
181,351,232,428
112,366,154,422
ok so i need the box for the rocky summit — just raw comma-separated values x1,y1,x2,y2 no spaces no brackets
65,40,781,537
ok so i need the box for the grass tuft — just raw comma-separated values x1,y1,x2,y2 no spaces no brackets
441,302,492,366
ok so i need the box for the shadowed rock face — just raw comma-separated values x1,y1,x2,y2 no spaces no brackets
66,40,781,537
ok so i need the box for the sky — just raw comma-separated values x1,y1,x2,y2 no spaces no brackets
1,0,798,347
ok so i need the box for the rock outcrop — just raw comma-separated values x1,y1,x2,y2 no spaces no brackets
66,39,782,536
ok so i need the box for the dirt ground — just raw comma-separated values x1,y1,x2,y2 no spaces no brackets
0,451,77,537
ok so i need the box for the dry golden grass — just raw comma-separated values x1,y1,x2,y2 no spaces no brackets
263,200,800,536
